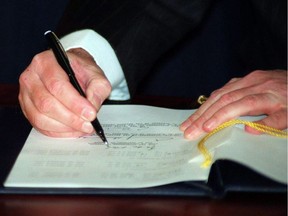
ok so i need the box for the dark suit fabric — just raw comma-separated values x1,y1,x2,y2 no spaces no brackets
0,0,68,83
57,0,286,98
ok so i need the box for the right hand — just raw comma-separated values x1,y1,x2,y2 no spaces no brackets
19,48,112,137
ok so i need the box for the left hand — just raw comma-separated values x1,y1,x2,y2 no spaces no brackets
180,70,287,140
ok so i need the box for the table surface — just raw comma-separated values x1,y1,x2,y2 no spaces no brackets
0,84,286,216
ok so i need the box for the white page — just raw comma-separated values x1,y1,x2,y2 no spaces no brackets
213,127,287,184
4,105,287,188
4,105,210,188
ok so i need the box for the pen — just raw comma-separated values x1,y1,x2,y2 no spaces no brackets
44,30,108,145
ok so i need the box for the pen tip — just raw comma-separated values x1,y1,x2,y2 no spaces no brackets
99,134,109,146
96,129,109,146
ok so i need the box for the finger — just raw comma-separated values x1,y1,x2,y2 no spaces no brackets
26,97,93,137
245,110,287,134
226,77,241,84
202,93,279,132
68,49,112,111
193,86,259,129
83,67,112,111
183,93,278,140
21,92,73,133
191,71,273,122
41,75,97,121
40,129,91,138
20,65,95,135
29,83,94,134
23,88,91,134
181,76,247,130
180,84,251,132
35,55,97,122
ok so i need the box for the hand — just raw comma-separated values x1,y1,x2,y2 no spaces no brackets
180,70,287,140
19,48,112,137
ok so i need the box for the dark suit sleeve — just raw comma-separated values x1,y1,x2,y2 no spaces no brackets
56,0,212,95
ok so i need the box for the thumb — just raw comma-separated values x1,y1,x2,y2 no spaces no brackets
245,110,287,134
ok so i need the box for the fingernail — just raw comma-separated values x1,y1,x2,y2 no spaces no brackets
81,108,95,121
82,122,94,133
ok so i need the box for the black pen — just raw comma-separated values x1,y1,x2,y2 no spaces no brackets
44,30,108,145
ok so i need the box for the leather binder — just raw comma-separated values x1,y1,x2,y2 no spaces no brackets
0,107,286,198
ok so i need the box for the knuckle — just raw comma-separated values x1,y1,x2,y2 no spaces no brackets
249,70,265,77
104,79,112,91
243,94,258,107
47,79,66,96
210,89,222,100
30,51,53,74
104,81,112,96
64,114,84,132
213,108,230,120
100,78,112,92
262,78,287,98
189,112,200,122
91,78,112,97
19,69,31,87
18,72,26,85
37,96,54,114
29,113,45,130
219,108,230,119
262,79,274,88
193,116,208,128
31,52,46,66
272,111,285,120
229,77,239,83
66,114,78,126
219,93,236,105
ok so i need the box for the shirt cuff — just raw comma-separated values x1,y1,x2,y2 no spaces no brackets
60,29,130,100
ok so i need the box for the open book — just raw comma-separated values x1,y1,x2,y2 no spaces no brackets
4,105,287,189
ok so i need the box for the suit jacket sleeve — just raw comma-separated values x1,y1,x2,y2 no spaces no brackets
56,0,212,96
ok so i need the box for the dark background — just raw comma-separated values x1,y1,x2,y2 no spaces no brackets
0,0,286,98
0,0,68,84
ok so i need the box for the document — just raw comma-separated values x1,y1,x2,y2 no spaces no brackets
4,105,287,188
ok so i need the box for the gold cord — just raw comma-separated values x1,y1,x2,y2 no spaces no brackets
197,119,288,168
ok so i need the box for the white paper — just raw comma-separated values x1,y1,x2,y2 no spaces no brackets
4,105,287,188
214,127,287,184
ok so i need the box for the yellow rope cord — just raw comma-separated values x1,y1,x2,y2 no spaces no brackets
197,119,288,168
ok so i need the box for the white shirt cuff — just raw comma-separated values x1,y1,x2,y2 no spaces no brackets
60,29,130,100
